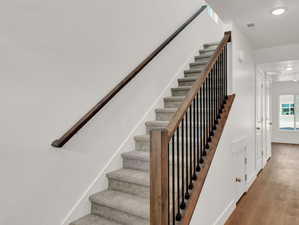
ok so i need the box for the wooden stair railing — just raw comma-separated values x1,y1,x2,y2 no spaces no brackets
150,31,234,225
51,5,207,148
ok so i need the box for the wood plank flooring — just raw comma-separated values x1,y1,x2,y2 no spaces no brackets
225,143,299,225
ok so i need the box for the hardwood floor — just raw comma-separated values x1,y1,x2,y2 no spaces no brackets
225,143,299,225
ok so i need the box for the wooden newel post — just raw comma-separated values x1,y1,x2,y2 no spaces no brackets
150,129,169,225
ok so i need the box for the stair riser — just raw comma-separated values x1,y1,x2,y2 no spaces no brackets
135,140,150,152
156,111,175,121
190,63,208,70
164,99,220,108
204,44,218,50
184,73,202,78
156,110,216,121
189,63,206,70
164,99,183,108
122,151,204,172
194,57,210,63
190,65,205,70
200,51,215,57
146,122,210,134
135,142,149,152
178,79,196,87
91,204,148,225
123,158,149,172
171,88,190,96
178,79,225,88
134,139,204,152
108,179,149,199
172,87,223,97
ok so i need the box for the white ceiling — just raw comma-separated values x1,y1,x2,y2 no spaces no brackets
259,60,299,81
206,0,299,49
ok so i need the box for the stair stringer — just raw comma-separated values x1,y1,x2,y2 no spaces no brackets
188,97,237,225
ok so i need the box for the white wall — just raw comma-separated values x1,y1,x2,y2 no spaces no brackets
0,1,226,225
190,109,236,225
190,23,257,225
230,23,257,184
272,81,299,144
255,44,299,64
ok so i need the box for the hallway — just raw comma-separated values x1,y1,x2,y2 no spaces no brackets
225,143,299,225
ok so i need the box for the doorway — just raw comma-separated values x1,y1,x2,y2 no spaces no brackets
255,68,272,172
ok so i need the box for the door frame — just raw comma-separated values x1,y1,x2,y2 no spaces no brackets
255,68,272,172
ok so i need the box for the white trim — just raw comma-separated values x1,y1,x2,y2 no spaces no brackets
212,200,236,225
272,139,299,144
60,49,199,225
246,173,257,191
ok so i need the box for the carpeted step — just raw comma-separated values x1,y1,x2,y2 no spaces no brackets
90,190,149,225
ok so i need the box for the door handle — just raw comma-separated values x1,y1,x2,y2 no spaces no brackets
256,127,261,130
236,178,242,183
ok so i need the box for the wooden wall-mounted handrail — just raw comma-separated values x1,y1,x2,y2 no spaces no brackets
51,5,207,148
166,31,232,138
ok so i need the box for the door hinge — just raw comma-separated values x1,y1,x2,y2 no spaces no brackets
245,174,248,182
244,157,247,165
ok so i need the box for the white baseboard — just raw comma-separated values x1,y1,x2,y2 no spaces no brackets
212,200,236,225
246,173,257,191
272,139,299,145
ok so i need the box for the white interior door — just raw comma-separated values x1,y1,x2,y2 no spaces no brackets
262,77,268,166
265,78,272,160
255,72,264,172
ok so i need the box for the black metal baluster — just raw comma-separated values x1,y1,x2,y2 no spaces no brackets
220,49,223,106
224,45,228,101
168,143,170,225
220,50,224,111
211,69,215,136
188,107,193,189
218,56,221,117
192,99,197,180
180,119,185,209
196,93,200,172
200,87,204,164
204,80,208,154
220,53,223,114
223,52,225,108
208,74,213,141
211,67,214,131
176,129,181,221
213,64,218,126
207,73,212,140
213,64,217,129
217,56,222,119
172,136,175,225
185,111,190,199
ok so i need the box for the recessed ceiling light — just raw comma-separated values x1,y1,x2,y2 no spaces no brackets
271,8,286,16
286,67,293,71
293,80,297,82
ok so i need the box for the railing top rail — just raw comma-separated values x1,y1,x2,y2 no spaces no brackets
166,31,232,138
51,5,207,148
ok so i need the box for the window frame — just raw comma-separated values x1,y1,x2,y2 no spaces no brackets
279,94,299,132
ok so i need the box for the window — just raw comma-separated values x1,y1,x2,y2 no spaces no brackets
207,6,219,24
279,95,299,130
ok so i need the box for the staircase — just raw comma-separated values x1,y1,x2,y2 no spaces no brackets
70,42,219,225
